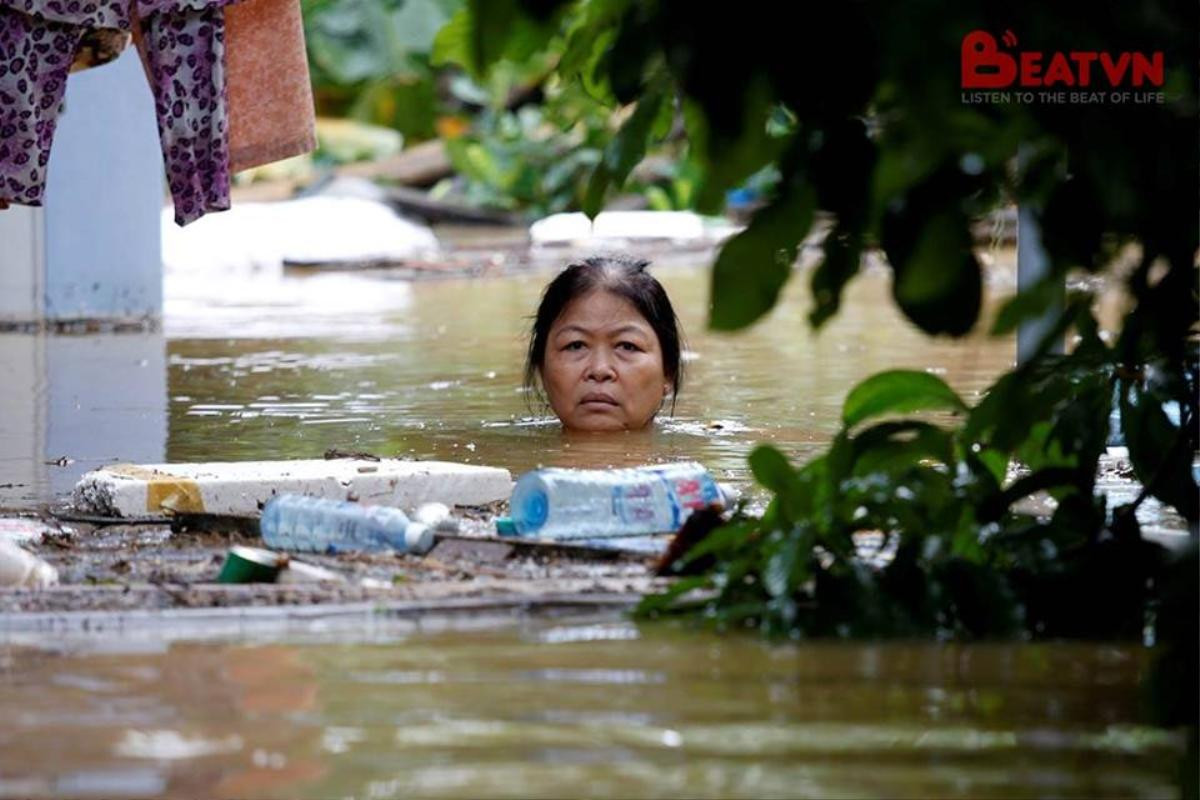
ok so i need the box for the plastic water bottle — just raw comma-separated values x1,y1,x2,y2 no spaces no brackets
507,462,725,542
260,494,434,555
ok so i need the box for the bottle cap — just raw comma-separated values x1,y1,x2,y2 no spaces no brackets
414,502,450,526
404,522,434,555
495,516,517,536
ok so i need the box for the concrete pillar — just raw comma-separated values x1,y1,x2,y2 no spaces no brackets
0,47,167,509
0,46,163,329
1015,205,1063,364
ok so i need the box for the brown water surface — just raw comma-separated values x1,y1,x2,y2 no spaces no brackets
1,250,1017,506
0,249,1186,798
160,258,1016,491
0,617,1182,799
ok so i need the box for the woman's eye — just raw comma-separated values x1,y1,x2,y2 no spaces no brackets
617,342,642,352
563,341,586,351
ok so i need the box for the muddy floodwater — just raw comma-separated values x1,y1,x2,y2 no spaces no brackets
0,617,1183,799
1,250,1018,508
0,245,1188,798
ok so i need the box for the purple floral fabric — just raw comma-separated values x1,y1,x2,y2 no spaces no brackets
0,0,236,224
0,12,82,205
3,0,129,33
141,6,229,223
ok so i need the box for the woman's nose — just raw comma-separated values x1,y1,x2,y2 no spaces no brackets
585,349,617,381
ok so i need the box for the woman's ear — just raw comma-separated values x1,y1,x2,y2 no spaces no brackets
662,383,670,397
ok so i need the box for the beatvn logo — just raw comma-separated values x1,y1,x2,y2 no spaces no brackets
961,30,1165,105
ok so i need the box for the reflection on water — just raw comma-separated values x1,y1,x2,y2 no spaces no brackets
0,618,1181,798
0,333,166,507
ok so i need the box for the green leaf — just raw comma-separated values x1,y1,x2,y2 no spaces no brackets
634,574,711,616
582,88,667,217
975,448,1009,485
890,214,982,337
748,445,797,494
765,529,808,598
1015,420,1077,475
809,225,863,329
991,276,1066,336
391,0,453,51
431,8,472,69
461,142,507,186
432,1,558,78
793,454,834,532
880,167,984,337
581,162,611,219
1119,379,1199,522
685,81,788,214
604,88,665,183
842,370,967,428
650,90,676,141
558,1,627,80
849,421,954,475
467,0,518,77
708,175,815,331
644,185,674,211
678,519,757,566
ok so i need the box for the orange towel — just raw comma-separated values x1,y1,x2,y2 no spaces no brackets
224,0,316,174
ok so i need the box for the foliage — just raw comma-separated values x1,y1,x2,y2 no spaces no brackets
302,0,691,214
437,0,1198,628
440,4,1198,782
640,337,1188,640
430,73,661,217
428,5,686,216
302,0,459,138
436,0,1195,328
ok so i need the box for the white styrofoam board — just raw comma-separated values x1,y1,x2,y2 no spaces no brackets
530,211,710,245
74,459,512,519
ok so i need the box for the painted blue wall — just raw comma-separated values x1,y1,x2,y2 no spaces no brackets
43,47,164,323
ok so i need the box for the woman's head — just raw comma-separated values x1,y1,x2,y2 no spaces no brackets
525,256,683,431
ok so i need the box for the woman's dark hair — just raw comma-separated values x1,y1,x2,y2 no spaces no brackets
524,255,684,413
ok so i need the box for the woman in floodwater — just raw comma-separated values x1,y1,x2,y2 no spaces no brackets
525,255,683,432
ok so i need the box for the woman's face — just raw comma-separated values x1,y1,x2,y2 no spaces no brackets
541,290,670,432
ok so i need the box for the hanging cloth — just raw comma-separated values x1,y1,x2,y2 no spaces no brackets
0,0,315,225
224,0,315,173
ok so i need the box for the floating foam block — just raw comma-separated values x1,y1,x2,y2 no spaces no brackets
74,459,513,518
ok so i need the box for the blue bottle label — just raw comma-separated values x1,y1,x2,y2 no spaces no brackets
610,480,664,527
608,471,720,532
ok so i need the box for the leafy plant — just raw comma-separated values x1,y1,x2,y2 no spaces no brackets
427,2,685,216
430,76,624,216
435,2,1198,784
641,336,1187,641
432,0,1197,621
302,0,460,138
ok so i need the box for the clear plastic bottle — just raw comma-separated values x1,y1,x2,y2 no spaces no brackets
260,494,434,555
508,462,725,542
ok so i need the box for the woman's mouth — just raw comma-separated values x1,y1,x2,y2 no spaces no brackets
580,392,619,407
